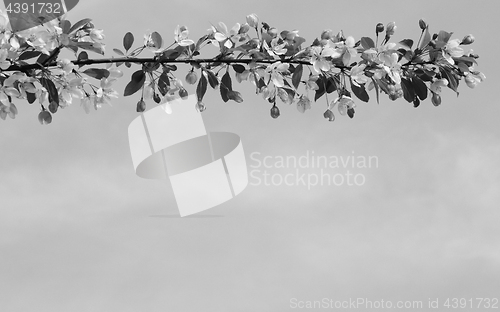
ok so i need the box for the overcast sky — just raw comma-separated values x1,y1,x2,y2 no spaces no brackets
0,0,499,311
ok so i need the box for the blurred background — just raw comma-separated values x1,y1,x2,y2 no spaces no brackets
0,0,499,311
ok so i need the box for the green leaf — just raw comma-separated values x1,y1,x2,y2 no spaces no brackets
68,18,92,34
232,64,245,73
351,80,369,102
196,74,208,102
419,27,431,49
412,76,428,100
82,68,110,80
124,70,145,96
360,37,375,49
123,32,134,52
292,64,303,89
399,39,413,50
401,78,415,103
151,32,162,49
17,50,41,61
39,78,59,105
205,70,219,89
220,72,232,102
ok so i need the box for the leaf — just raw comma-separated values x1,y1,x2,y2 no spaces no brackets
39,78,59,105
232,64,245,73
157,72,170,96
113,48,125,56
412,76,428,100
419,27,431,49
326,76,338,93
351,80,369,102
314,76,326,102
151,32,162,49
17,50,41,61
27,92,37,104
437,30,452,43
68,18,92,34
220,72,232,102
371,78,380,104
205,70,219,89
123,32,134,52
82,68,110,80
399,39,413,50
124,70,145,96
60,20,71,34
401,78,415,103
360,37,375,49
77,42,105,55
196,74,208,102
292,64,303,89
440,67,459,93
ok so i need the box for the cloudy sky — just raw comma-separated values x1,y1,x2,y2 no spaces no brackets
0,0,499,311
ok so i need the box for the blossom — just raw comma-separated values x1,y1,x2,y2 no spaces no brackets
310,46,334,73
212,22,240,49
464,71,486,88
90,29,105,41
59,77,84,107
329,96,355,115
329,36,357,66
0,48,11,70
296,95,311,113
174,25,194,46
95,78,119,107
442,39,464,65
430,78,448,93
350,64,370,86
265,61,289,87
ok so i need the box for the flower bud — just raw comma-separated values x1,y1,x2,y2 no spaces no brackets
386,22,396,37
267,27,278,38
321,29,333,40
185,71,198,85
196,101,206,112
376,23,384,34
270,105,280,118
153,92,161,104
38,110,52,125
136,99,146,112
178,88,189,100
461,34,475,45
431,93,441,106
413,97,420,108
228,90,244,103
239,23,250,34
419,19,427,30
323,109,335,122
246,14,259,28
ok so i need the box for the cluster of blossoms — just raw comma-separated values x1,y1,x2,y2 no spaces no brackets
0,10,120,123
0,11,484,124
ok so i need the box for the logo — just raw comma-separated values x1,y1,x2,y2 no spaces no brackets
4,0,79,32
128,95,249,217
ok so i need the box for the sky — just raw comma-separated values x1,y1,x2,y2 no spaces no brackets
0,0,499,311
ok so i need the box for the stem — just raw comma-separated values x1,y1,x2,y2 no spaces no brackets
4,57,348,72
